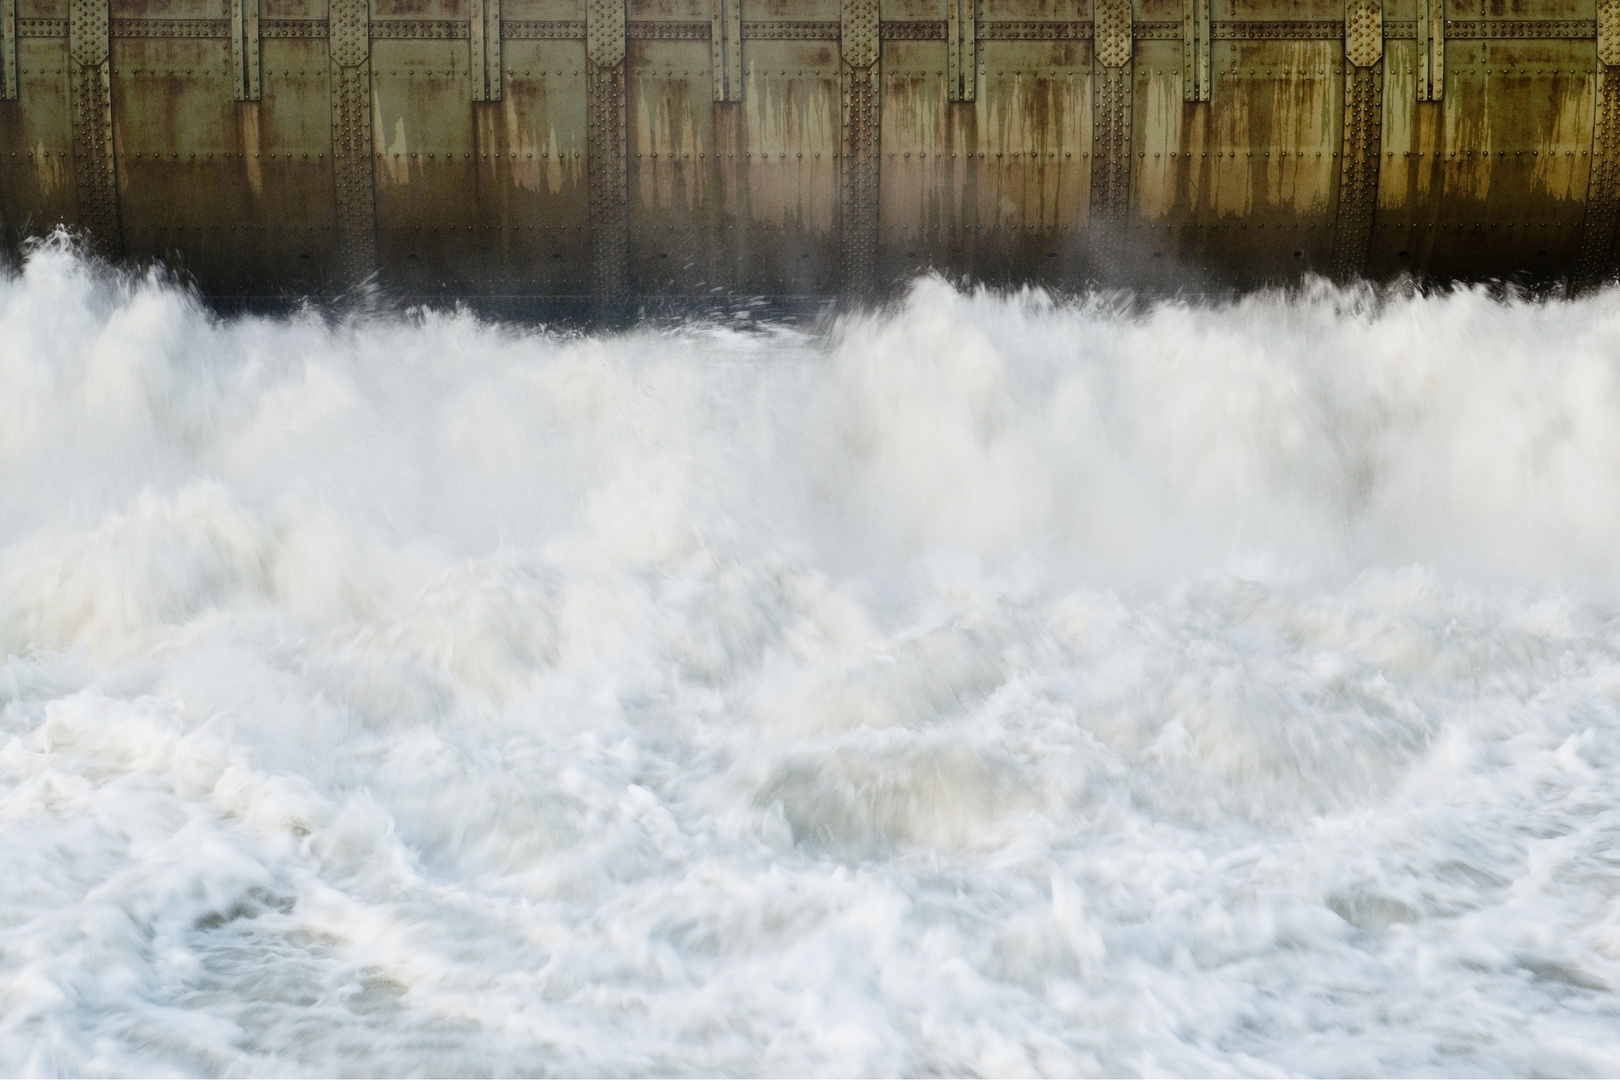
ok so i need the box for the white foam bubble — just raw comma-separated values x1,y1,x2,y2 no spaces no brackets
3,237,1620,1074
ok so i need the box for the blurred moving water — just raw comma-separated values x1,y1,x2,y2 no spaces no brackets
4,238,1620,1075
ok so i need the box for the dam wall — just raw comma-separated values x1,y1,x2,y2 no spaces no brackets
1,0,1616,300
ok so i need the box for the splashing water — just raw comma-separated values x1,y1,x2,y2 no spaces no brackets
4,239,1620,1076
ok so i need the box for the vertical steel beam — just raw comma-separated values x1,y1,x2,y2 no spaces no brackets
232,0,261,101
1090,0,1133,262
472,0,501,100
471,0,487,100
1331,0,1383,282
947,0,974,102
487,0,500,100
246,0,260,100
1417,0,1443,99
329,0,376,281
840,0,880,295
1182,0,1209,102
587,0,627,302
711,0,741,102
2,0,17,100
1577,0,1620,286
69,0,121,255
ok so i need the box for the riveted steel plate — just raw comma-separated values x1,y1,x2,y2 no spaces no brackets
1375,36,1594,280
471,0,488,99
471,33,590,300
1184,0,1210,100
329,0,365,66
1094,0,1132,69
946,0,974,101
587,0,626,301
0,30,76,254
743,21,839,40
4,0,1617,299
711,0,741,101
69,0,119,254
329,0,374,280
587,0,623,67
1330,58,1382,278
228,0,260,100
485,0,501,101
1090,64,1131,231
1211,21,1341,39
1417,0,1443,98
841,59,879,293
112,18,227,37
979,20,1088,40
840,0,878,292
1601,0,1620,64
1345,0,1382,68
1580,52,1620,283
1449,20,1595,39
840,0,876,68
2,0,16,99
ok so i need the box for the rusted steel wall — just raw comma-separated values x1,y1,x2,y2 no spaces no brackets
3,0,1619,298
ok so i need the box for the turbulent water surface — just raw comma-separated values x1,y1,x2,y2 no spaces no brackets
4,243,1620,1076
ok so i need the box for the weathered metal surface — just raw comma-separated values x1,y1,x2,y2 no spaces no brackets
1373,0,1595,284
468,0,589,300
1132,0,1341,282
471,0,502,101
4,0,1620,297
3,0,18,99
1184,0,1211,99
0,0,71,255
1330,0,1381,280
229,0,258,100
329,0,373,281
841,0,879,292
1416,0,1443,98
1579,0,1620,281
710,0,740,100
713,2,838,297
945,0,973,100
1578,58,1620,283
68,0,118,254
586,0,626,299
1096,0,1133,65
487,0,501,100
1344,0,1380,66
1091,0,1132,270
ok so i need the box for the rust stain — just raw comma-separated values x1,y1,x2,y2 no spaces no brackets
0,0,1611,295
32,138,70,193
240,101,263,194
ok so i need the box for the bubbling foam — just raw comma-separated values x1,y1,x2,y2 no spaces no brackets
2,237,1620,1075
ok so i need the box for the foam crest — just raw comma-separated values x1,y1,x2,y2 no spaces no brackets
3,243,1620,1074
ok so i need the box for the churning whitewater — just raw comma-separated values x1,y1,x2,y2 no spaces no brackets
4,242,1620,1077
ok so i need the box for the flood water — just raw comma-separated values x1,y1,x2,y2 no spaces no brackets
3,239,1620,1075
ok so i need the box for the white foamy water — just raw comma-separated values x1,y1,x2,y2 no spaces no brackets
4,238,1620,1077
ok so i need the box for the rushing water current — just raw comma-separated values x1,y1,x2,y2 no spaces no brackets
5,241,1620,1076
